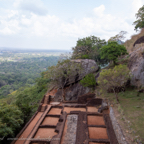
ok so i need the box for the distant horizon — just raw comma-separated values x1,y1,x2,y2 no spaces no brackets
0,47,71,52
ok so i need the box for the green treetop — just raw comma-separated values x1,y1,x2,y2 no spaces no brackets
100,41,128,65
98,64,130,103
133,5,144,31
72,36,108,66
0,103,23,138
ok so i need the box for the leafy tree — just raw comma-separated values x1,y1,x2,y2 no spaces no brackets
0,103,23,138
80,73,96,90
108,31,127,42
98,64,130,103
133,5,144,31
0,80,6,88
71,36,108,66
100,41,128,65
27,78,35,84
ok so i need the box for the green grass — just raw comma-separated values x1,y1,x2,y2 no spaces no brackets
99,88,144,142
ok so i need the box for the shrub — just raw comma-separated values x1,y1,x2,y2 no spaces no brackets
80,73,96,89
98,64,130,103
100,41,128,65
0,103,23,138
81,54,90,59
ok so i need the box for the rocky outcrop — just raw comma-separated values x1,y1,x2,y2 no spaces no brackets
50,59,99,101
53,82,91,101
66,59,99,86
128,46,144,87
133,36,144,47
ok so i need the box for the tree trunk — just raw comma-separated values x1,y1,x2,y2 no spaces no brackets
113,60,116,66
115,93,119,103
62,87,65,101
112,87,119,103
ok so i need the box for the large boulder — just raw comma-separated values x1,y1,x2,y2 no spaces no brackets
67,59,99,85
128,46,144,87
50,59,98,101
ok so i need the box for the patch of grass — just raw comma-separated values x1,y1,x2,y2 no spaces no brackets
98,87,144,142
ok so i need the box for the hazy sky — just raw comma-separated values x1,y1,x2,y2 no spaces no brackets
0,0,143,50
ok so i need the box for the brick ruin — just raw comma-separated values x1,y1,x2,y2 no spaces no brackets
13,89,119,144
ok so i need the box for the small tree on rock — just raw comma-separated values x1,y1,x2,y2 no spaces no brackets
98,64,130,103
100,41,128,65
72,36,108,66
44,59,83,100
80,73,96,90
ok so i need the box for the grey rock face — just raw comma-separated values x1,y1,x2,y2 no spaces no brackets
98,101,108,113
67,59,99,85
128,47,144,87
54,82,91,101
64,82,90,101
53,59,98,101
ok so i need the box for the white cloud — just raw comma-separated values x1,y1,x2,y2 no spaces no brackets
93,5,105,17
57,6,133,40
21,16,31,26
0,10,21,35
13,0,48,15
7,10,18,18
0,0,142,49
0,4,134,41
30,14,60,37
0,27,15,35
132,0,143,14
0,8,60,37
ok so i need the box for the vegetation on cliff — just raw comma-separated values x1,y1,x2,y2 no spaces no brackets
100,41,128,65
0,103,23,138
71,35,108,66
0,71,50,142
98,64,130,103
80,73,96,90
133,5,144,31
0,53,59,142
